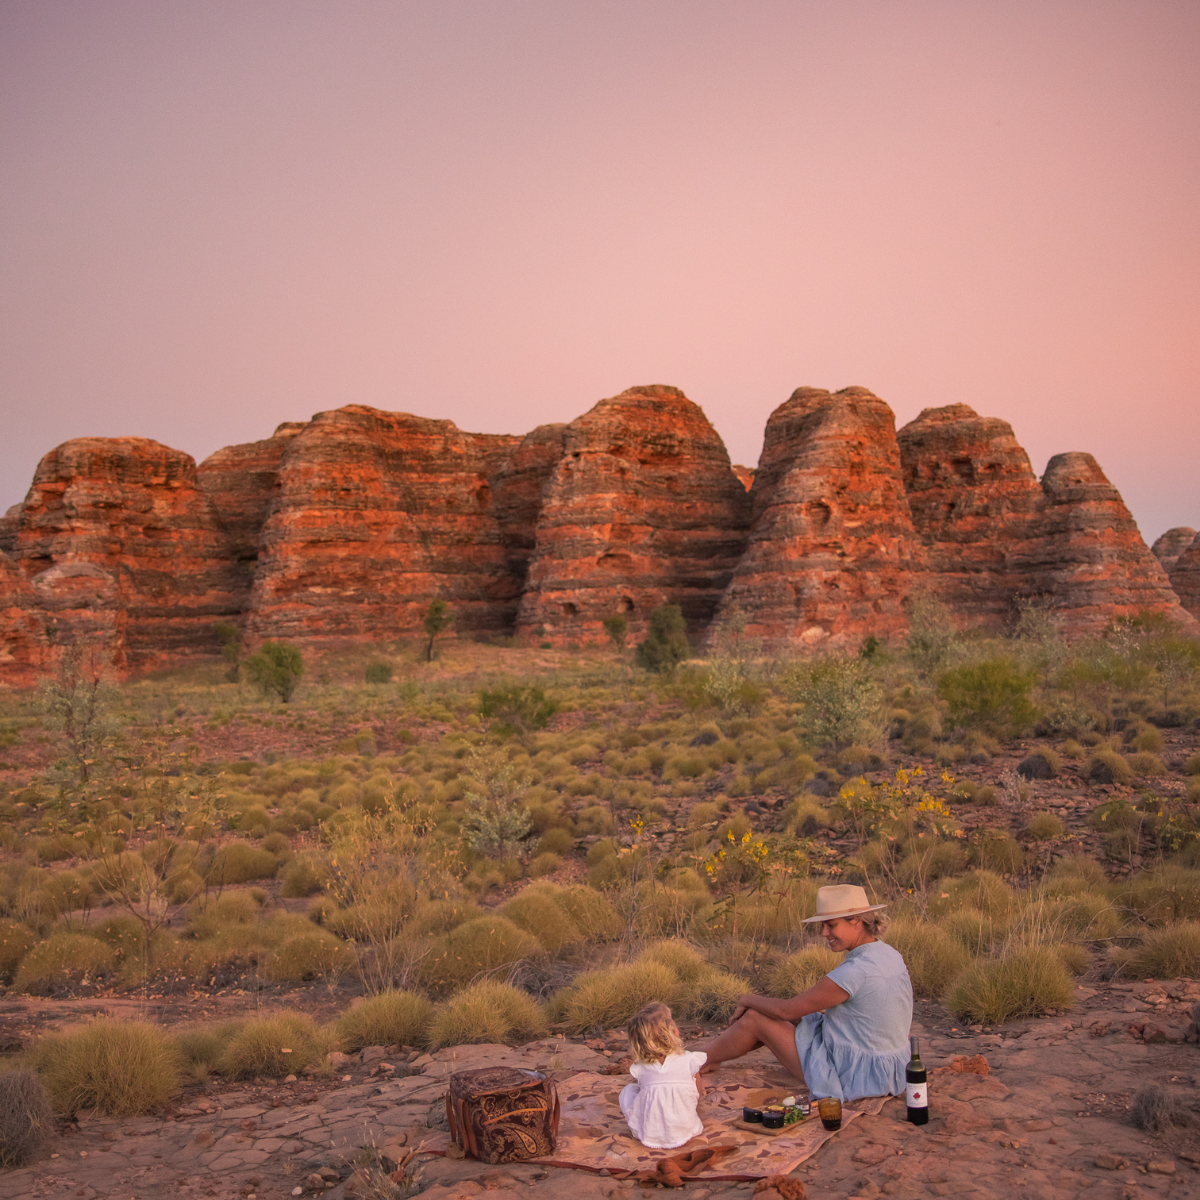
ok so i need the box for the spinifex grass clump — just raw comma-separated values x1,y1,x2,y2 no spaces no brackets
1111,922,1200,979
1130,1085,1192,1133
766,946,842,998
418,915,544,995
14,933,115,995
945,945,1074,1025
30,1019,180,1116
0,1070,53,1167
427,981,547,1050
549,960,680,1034
217,1012,332,1079
884,920,971,999
337,991,433,1051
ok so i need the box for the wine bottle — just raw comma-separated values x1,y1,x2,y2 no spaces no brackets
905,1036,928,1125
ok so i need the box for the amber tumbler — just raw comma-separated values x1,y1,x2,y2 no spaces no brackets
817,1096,842,1131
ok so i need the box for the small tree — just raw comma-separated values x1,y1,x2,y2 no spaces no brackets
245,641,304,703
214,621,242,681
423,599,453,663
602,614,628,652
634,605,691,674
38,642,116,783
782,656,884,749
478,684,557,737
460,749,533,859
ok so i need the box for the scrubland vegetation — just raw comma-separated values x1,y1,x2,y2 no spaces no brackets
1,601,1200,1118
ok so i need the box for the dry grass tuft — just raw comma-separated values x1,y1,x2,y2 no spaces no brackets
1112,867,1200,925
548,961,680,1034
1025,813,1065,841
174,1022,245,1078
0,921,36,983
885,919,972,999
1130,1085,1192,1132
765,946,843,998
14,933,115,995
337,991,433,1051
417,915,544,995
427,981,547,1050
498,885,581,953
945,945,1074,1024
1112,921,1200,979
186,891,260,939
260,931,355,982
0,1070,53,1167
29,1019,180,1115
217,1011,332,1079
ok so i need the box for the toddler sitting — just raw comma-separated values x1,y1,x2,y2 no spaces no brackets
619,1002,707,1149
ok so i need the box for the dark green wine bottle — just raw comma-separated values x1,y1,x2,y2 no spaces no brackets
905,1036,928,1125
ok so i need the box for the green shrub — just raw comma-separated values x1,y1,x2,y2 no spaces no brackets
245,640,304,702
207,843,280,885
30,1019,180,1115
0,1069,53,1166
418,916,543,995
782,657,883,749
765,946,843,998
634,605,691,674
337,991,433,1051
217,1012,332,1079
945,946,1074,1024
936,657,1038,738
0,920,36,982
1114,922,1200,979
427,981,547,1049
14,933,115,995
478,685,558,735
364,662,393,684
1026,813,1066,841
549,961,681,1034
260,931,355,982
884,920,971,999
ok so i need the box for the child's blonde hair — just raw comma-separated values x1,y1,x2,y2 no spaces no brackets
626,1002,684,1065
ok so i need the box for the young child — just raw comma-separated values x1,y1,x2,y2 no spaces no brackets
619,1002,708,1149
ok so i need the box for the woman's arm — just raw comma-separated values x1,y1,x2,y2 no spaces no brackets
727,976,850,1025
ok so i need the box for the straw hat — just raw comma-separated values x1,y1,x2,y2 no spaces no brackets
800,884,887,924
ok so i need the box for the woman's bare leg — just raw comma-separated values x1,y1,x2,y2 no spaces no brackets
701,1011,806,1082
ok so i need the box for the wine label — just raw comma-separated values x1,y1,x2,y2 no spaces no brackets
905,1083,928,1108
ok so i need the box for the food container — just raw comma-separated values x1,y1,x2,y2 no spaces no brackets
762,1110,785,1129
742,1106,763,1123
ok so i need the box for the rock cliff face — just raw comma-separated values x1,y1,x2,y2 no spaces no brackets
719,387,924,648
898,404,1044,625
0,551,51,687
1152,527,1198,574
5,437,244,669
2,384,1195,685
1167,533,1200,622
246,406,522,643
516,386,751,641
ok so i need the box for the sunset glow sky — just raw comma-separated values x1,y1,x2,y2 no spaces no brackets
2,2,1198,542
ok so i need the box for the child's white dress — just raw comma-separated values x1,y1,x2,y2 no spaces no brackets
618,1050,708,1149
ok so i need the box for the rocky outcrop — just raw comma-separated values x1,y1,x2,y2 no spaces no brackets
0,551,51,687
1022,453,1195,634
732,465,756,492
516,386,751,642
0,505,20,555
899,407,1196,635
898,405,1046,625
489,424,568,590
246,406,522,643
718,387,924,648
5,437,244,669
1151,527,1198,574
1169,534,1200,621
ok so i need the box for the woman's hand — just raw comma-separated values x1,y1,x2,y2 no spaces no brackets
727,1004,747,1026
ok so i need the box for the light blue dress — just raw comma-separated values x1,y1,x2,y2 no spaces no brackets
793,940,912,1101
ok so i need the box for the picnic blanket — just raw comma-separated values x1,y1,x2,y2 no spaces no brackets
421,1072,889,1181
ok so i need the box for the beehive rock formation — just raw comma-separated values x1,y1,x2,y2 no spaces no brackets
4,437,245,669
0,551,51,687
1151,527,1198,574
245,406,522,643
2,383,1196,686
1166,533,1200,622
718,387,924,648
516,386,751,641
898,404,1044,625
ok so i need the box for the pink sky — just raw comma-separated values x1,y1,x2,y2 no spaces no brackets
2,2,1198,542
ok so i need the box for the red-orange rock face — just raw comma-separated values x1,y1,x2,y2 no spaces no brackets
516,386,751,642
719,387,924,649
1021,453,1196,635
246,406,522,643
898,405,1045,625
489,424,568,589
1169,533,1200,621
0,551,51,687
7,437,244,669
1152,527,1198,574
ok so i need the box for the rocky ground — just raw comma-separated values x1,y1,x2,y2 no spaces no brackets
3,978,1198,1200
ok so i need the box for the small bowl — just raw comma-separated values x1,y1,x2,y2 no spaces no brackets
762,1110,785,1129
742,1106,763,1123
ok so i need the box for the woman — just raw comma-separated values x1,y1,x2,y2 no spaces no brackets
701,885,912,1100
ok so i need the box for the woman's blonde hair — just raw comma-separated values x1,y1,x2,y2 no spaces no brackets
858,910,889,937
626,1002,683,1065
